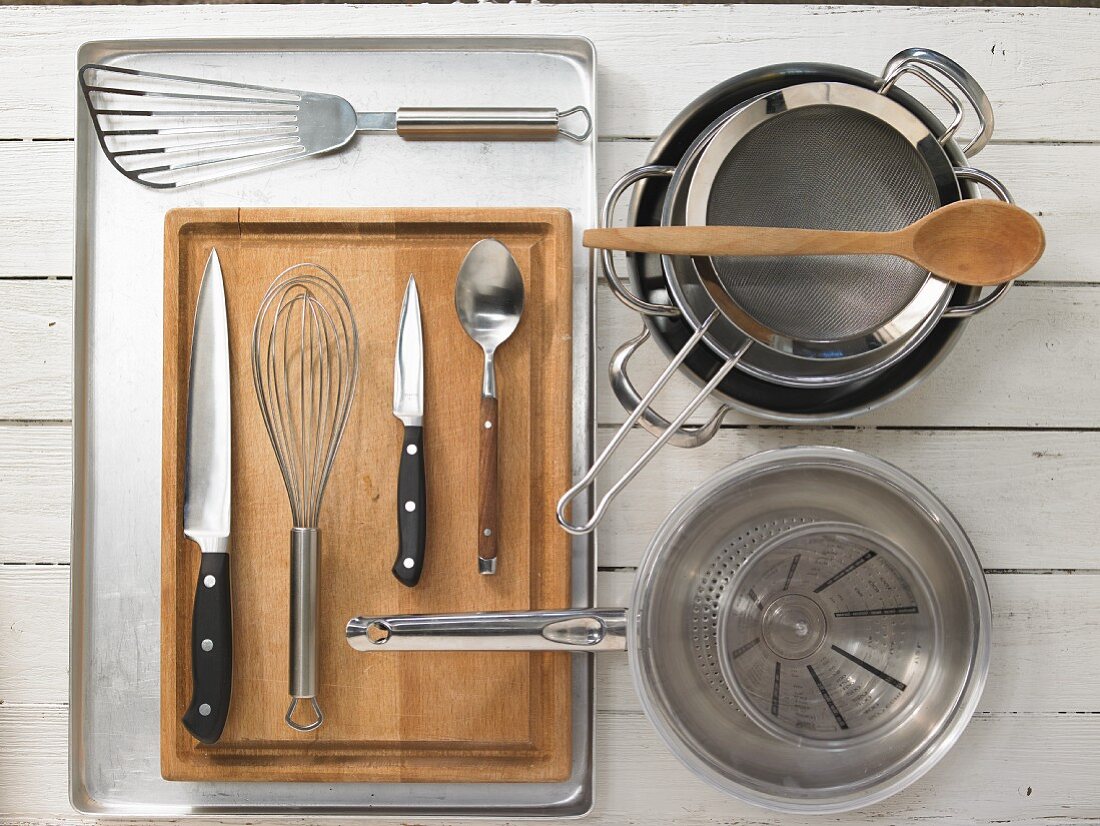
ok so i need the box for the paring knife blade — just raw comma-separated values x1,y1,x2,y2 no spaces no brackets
392,275,427,587
181,248,233,744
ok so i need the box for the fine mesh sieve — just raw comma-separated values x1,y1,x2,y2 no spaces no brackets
678,81,962,367
702,105,939,342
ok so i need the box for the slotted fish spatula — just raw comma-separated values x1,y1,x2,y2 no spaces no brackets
79,64,592,189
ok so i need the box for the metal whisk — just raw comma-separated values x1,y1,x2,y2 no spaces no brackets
252,263,359,732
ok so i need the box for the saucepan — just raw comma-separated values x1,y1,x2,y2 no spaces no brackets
348,447,991,813
556,48,1021,536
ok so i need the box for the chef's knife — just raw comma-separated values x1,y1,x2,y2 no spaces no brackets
392,275,426,587
181,248,233,744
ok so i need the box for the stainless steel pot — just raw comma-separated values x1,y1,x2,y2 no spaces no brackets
349,447,992,813
557,49,1016,535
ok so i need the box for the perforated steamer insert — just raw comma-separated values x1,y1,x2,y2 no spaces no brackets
714,522,937,743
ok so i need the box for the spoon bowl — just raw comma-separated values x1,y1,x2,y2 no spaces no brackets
908,200,1045,286
456,239,525,362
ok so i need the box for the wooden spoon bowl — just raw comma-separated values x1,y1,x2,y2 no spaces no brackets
908,200,1045,286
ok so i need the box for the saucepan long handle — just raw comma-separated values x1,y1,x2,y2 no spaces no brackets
346,608,628,652
395,107,592,142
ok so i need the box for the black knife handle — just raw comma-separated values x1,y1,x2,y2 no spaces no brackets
182,552,232,744
392,425,427,587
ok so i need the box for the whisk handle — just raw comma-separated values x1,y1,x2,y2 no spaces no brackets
287,528,322,731
392,425,427,588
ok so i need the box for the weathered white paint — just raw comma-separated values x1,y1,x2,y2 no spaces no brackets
0,4,1097,823
0,281,72,421
0,425,70,563
596,428,1100,570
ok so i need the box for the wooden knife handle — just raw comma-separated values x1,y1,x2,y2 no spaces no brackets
478,395,499,574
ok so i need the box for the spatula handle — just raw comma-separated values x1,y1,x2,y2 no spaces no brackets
396,107,591,142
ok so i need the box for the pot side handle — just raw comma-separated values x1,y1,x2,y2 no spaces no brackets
880,48,995,158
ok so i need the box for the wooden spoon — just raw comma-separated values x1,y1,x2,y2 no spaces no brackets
583,200,1045,287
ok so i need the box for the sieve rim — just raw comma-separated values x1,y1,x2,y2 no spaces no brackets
669,82,959,366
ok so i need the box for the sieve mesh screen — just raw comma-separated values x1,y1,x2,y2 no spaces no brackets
705,105,940,342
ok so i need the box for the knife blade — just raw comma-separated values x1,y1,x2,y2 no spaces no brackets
392,275,426,587
181,248,233,744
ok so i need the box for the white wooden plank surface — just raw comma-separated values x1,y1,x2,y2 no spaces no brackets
0,3,1096,823
0,281,72,421
0,425,71,563
2,140,1097,282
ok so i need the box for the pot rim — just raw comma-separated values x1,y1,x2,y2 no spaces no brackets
627,445,993,813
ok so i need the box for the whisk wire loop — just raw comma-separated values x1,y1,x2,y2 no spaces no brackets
252,264,359,528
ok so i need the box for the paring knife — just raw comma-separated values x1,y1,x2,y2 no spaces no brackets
181,248,233,744
392,275,427,587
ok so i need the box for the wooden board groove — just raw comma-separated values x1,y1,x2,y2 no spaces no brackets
160,206,573,783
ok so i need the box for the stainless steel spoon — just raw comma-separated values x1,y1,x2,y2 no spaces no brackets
455,239,525,575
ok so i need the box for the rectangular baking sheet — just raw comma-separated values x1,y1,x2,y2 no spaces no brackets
71,36,596,817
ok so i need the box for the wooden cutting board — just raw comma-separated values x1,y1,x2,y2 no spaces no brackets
160,207,573,782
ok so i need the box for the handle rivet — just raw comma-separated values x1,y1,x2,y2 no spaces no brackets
404,500,416,512
203,574,216,588
201,638,213,652
406,443,418,455
402,557,415,569
483,528,492,537
199,703,212,717
484,420,493,429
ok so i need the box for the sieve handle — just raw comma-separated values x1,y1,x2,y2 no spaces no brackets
557,311,748,535
347,609,628,652
880,48,994,157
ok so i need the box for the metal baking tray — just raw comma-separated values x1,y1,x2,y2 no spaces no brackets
70,36,597,817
